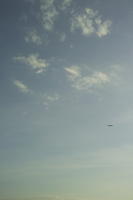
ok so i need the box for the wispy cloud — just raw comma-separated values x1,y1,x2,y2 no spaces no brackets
13,80,31,93
25,1,111,39
40,0,58,31
43,93,60,107
71,8,112,37
65,65,110,91
25,29,43,45
95,18,112,37
14,54,49,73
27,0,73,32
58,0,73,11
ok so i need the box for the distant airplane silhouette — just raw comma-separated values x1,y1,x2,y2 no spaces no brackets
107,124,113,127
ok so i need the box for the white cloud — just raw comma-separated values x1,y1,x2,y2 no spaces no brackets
14,80,30,93
58,0,73,10
95,18,112,37
40,0,58,31
65,66,110,91
14,54,49,73
71,8,96,36
39,0,73,31
71,8,112,37
74,72,110,90
25,30,42,45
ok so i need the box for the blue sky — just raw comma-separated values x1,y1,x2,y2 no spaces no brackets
1,0,133,199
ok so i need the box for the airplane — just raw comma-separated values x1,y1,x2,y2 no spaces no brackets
107,124,113,127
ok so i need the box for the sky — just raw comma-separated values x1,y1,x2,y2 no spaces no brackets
1,0,133,199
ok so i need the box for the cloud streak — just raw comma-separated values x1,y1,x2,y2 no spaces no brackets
13,80,31,93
